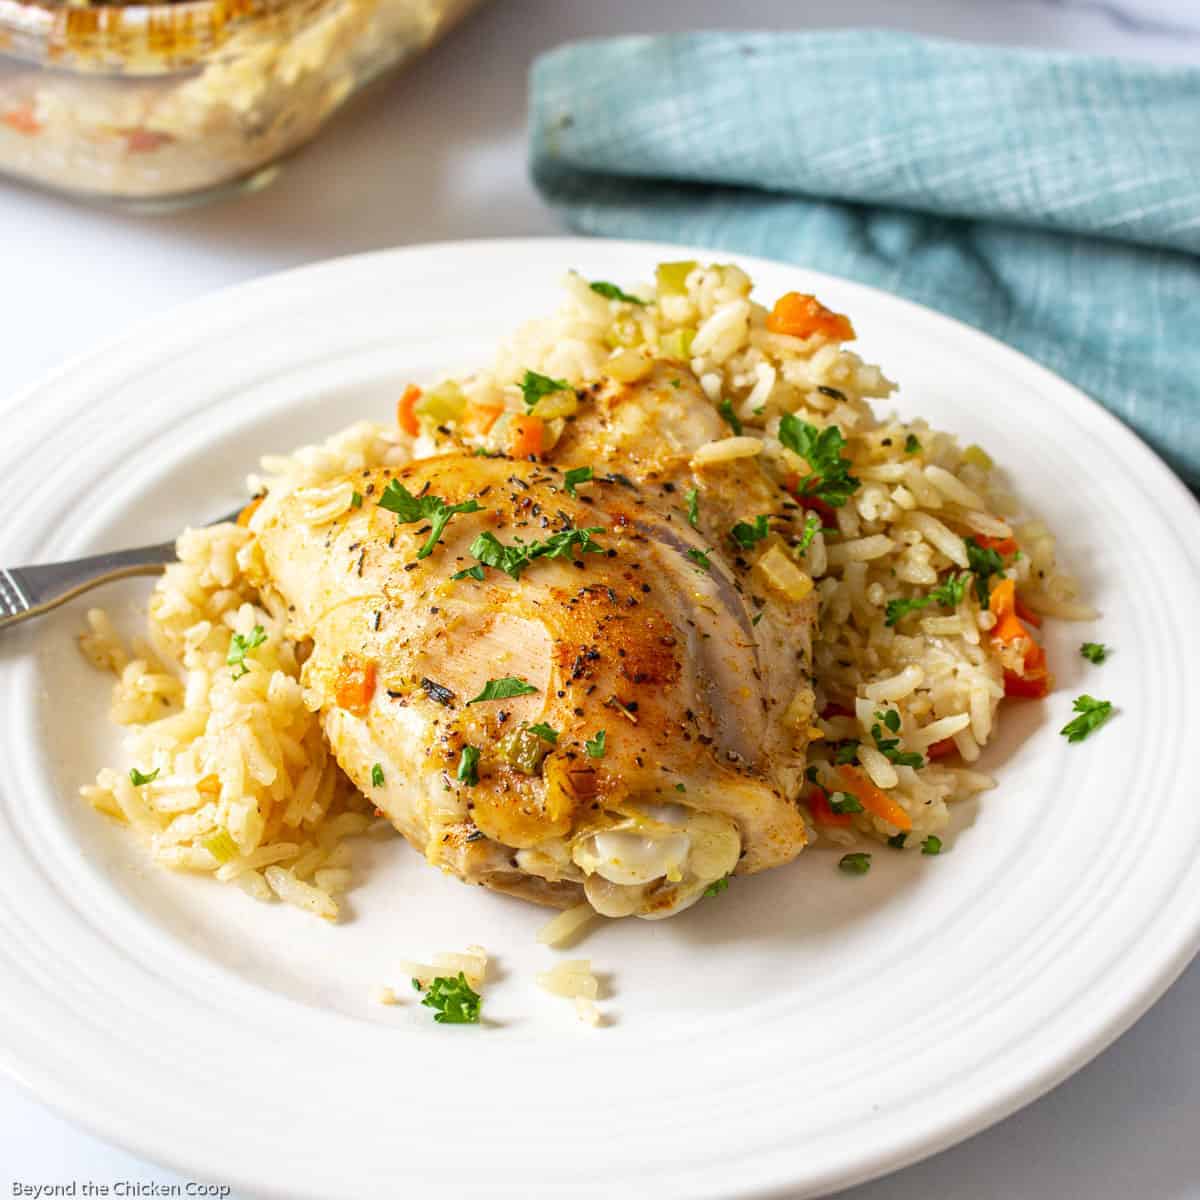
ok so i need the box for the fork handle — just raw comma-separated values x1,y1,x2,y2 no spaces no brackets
0,541,178,631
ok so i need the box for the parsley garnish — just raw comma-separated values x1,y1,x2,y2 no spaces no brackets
1081,642,1109,664
416,972,481,1024
462,525,605,581
527,722,559,744
834,740,861,765
887,832,908,849
884,571,970,627
703,876,730,898
129,767,159,787
730,514,771,549
778,414,860,507
794,511,822,556
904,433,921,454
456,745,480,786
1060,695,1114,743
584,730,607,759
674,782,687,793
520,369,571,412
370,763,384,787
829,791,864,814
589,280,646,305
717,398,743,436
685,488,700,529
227,625,267,679
467,677,538,705
379,479,483,560
350,490,363,508
870,709,925,768
452,564,486,581
563,466,593,498
686,548,712,571
965,536,1005,606
839,852,871,875
921,834,943,855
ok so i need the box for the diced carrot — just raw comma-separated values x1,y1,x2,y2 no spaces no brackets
973,534,1018,556
236,495,264,527
334,657,377,715
2,105,40,136
461,401,504,437
766,292,856,342
837,765,913,833
397,385,422,437
989,578,1051,698
509,413,544,459
807,785,852,828
927,737,958,760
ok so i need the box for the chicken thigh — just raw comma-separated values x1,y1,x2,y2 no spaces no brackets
255,367,817,918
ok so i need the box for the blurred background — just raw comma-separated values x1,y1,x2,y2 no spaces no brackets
2,0,1198,1196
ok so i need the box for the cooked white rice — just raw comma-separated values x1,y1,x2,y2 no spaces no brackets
80,259,1089,912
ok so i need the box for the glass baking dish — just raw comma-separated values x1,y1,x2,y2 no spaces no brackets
0,0,482,207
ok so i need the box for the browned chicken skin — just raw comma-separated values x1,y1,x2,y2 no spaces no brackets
255,366,817,918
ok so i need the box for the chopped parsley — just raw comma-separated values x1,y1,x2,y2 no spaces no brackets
685,487,700,529
870,709,925,768
459,525,605,581
370,763,385,787
589,280,646,305
686,547,712,571
584,729,607,759
730,514,771,549
965,536,1006,606
829,791,864,815
128,767,159,787
794,511,822,556
703,876,730,898
904,433,921,454
526,722,559,744
717,398,743,436
1060,695,1114,744
520,369,572,412
778,414,860,507
887,832,908,849
379,479,483,560
563,466,593,498
467,677,539,705
833,740,861,765
921,835,943,856
350,490,363,508
415,972,481,1024
674,782,687,793
1080,642,1109,664
839,852,872,875
227,625,267,679
456,745,480,786
884,571,970,627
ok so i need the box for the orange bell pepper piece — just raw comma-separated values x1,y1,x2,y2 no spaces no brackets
397,385,422,437
334,658,377,716
989,578,1050,698
766,292,855,342
509,414,545,459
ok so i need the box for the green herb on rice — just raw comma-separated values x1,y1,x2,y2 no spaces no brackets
717,398,743,436
921,834,943,855
227,625,267,679
870,709,925,768
793,511,823,556
589,280,647,305
519,369,572,413
777,414,860,507
904,433,921,454
1080,642,1109,664
887,832,908,849
829,791,864,815
884,571,970,627
1060,695,1114,743
415,972,481,1024
128,767,159,787
965,536,1006,606
833,740,861,765
350,490,363,508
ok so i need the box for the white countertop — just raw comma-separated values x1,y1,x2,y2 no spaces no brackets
3,1,1198,1196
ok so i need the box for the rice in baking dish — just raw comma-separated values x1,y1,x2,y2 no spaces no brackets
79,261,1089,915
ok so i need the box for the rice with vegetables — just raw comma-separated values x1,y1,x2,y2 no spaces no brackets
80,260,1086,914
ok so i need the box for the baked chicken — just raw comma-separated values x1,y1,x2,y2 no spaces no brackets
255,367,818,918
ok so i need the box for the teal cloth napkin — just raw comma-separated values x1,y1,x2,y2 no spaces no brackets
529,30,1200,486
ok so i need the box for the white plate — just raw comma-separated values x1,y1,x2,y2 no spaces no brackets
2,239,1198,1200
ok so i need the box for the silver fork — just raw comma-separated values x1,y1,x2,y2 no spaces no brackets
0,509,243,632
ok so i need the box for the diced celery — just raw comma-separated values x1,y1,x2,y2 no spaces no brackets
656,260,698,296
659,327,696,360
416,381,467,424
203,828,238,864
